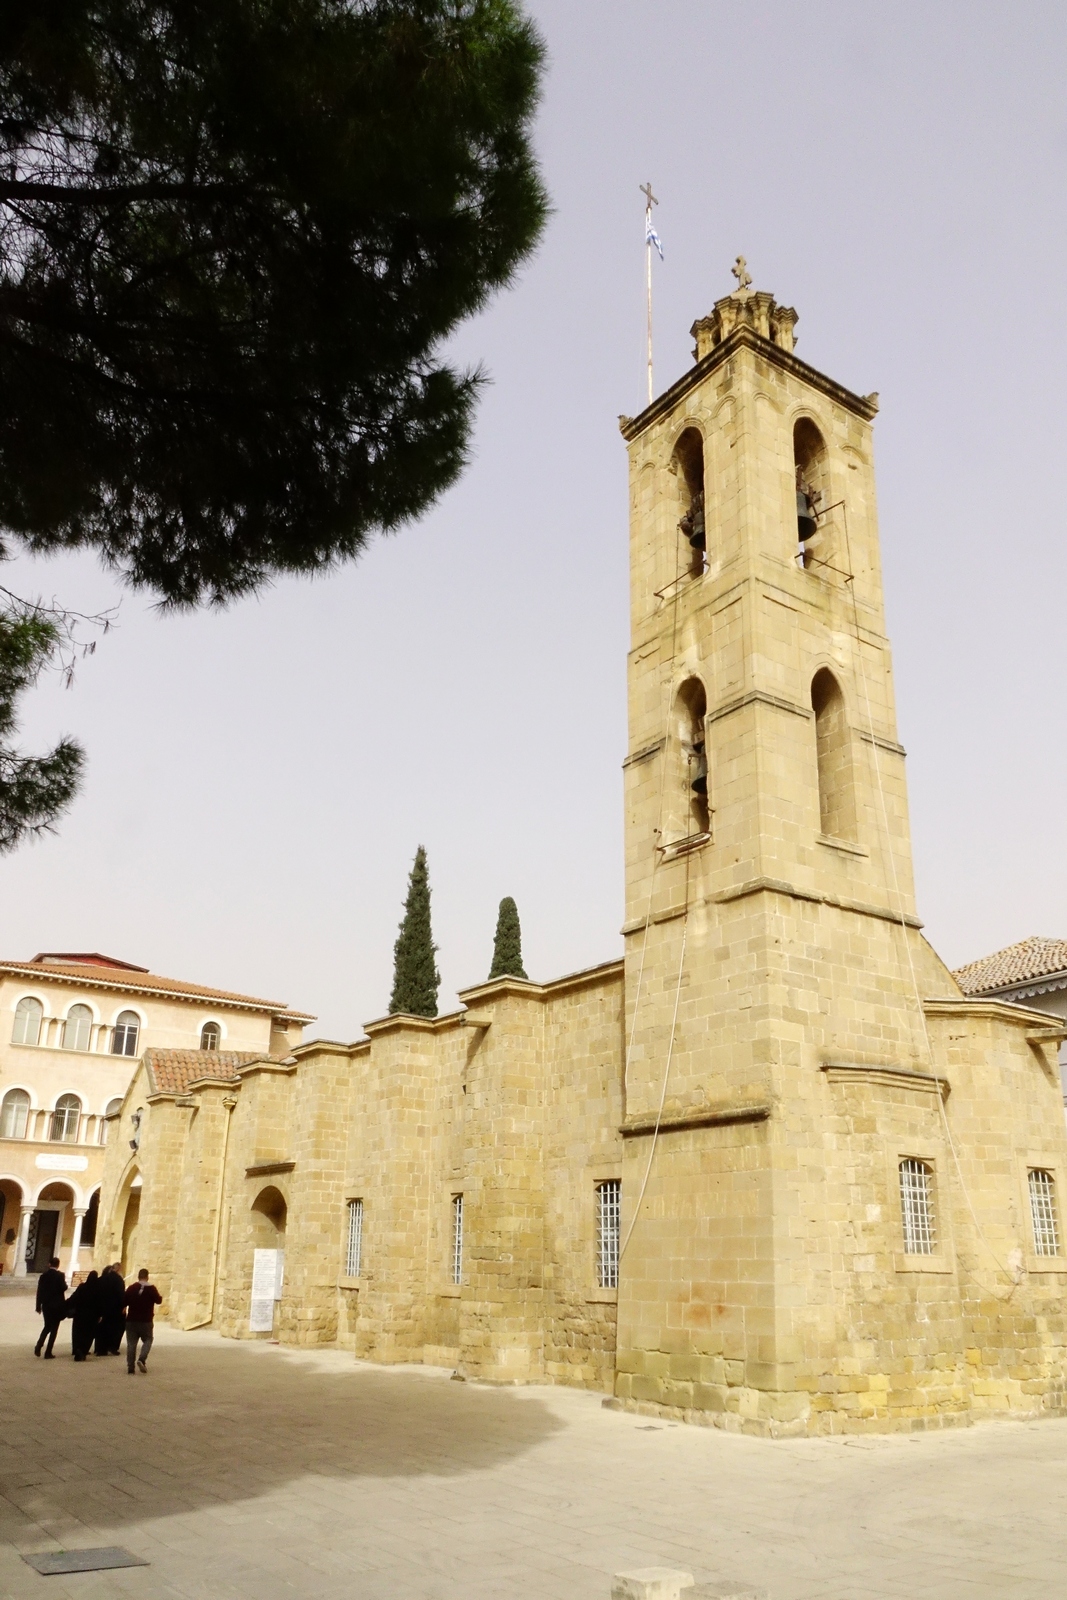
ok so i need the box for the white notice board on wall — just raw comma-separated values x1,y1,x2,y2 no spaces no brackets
250,1248,285,1332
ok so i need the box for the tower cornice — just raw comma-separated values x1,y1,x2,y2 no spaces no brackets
619,322,879,443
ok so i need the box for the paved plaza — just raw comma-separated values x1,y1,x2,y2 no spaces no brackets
2,1288,1066,1600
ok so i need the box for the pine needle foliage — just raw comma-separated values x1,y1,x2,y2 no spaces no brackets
0,0,549,607
488,895,526,980
0,603,83,853
389,845,440,1017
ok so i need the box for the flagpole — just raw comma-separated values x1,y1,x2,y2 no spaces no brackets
646,216,653,404
640,181,658,405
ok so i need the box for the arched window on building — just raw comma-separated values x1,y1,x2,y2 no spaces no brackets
0,1088,30,1139
11,996,43,1047
811,668,857,843
112,1011,140,1057
62,1004,93,1052
793,416,828,564
672,427,706,577
668,677,710,841
50,1093,82,1143
98,1098,124,1145
200,1021,221,1051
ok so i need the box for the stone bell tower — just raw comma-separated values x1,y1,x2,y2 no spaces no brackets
613,261,951,1432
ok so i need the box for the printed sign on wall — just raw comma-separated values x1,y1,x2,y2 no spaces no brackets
250,1248,284,1332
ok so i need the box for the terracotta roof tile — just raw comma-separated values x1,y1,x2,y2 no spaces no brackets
144,1049,270,1094
952,937,1067,995
0,959,315,1020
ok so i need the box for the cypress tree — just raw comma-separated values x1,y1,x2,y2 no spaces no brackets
389,846,440,1018
488,896,527,980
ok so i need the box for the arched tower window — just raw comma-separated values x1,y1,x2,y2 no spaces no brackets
793,417,828,562
112,1010,140,1056
62,1004,92,1052
669,678,710,840
50,1093,82,1143
672,428,706,577
811,668,857,843
200,1021,221,1051
1,1088,30,1139
11,996,43,1046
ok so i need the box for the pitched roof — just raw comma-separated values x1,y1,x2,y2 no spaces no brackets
0,958,315,1021
952,937,1067,996
32,952,149,971
143,1049,265,1094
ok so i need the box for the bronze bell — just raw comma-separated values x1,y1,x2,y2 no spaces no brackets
690,746,708,794
796,488,817,542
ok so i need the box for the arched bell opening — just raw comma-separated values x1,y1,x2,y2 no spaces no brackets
811,667,857,843
668,677,710,840
672,428,706,577
793,417,829,566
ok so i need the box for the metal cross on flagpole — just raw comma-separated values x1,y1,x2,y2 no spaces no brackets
640,182,659,404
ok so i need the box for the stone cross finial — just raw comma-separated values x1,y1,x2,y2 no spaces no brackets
732,256,752,294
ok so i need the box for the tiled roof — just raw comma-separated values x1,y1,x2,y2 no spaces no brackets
953,937,1067,996
0,958,315,1021
144,1049,267,1094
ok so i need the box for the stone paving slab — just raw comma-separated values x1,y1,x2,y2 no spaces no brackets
3,1294,1067,1599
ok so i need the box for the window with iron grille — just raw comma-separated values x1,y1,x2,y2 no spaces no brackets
1029,1169,1060,1257
112,1010,140,1056
346,1198,363,1277
899,1158,936,1254
50,1093,82,1143
451,1194,464,1285
596,1179,621,1288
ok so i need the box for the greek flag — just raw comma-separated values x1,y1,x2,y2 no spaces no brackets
645,218,664,260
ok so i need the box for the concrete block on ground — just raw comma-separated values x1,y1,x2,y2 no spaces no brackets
612,1568,695,1600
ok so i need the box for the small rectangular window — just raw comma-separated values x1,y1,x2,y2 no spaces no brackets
596,1179,621,1288
1029,1169,1060,1257
899,1158,936,1254
451,1194,464,1286
345,1198,363,1277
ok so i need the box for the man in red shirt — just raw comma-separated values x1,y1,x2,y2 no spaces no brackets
124,1268,163,1374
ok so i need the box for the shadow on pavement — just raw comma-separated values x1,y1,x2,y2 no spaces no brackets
0,1330,566,1539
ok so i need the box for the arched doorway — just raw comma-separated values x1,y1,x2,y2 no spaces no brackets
120,1174,142,1276
249,1186,287,1335
28,1183,75,1275
0,1178,23,1275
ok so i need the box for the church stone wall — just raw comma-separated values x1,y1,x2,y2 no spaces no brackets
94,279,1067,1435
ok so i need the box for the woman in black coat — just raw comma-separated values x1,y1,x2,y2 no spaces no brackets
94,1264,126,1355
66,1271,102,1360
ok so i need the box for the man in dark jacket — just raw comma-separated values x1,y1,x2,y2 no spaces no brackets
124,1269,163,1373
34,1257,66,1358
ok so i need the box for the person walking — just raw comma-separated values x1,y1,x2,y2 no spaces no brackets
66,1270,102,1360
94,1264,126,1355
124,1269,162,1374
34,1256,67,1359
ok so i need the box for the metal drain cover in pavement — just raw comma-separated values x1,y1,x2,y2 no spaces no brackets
23,1548,149,1575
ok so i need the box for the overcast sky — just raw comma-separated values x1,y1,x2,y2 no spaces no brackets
2,1,1064,1038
